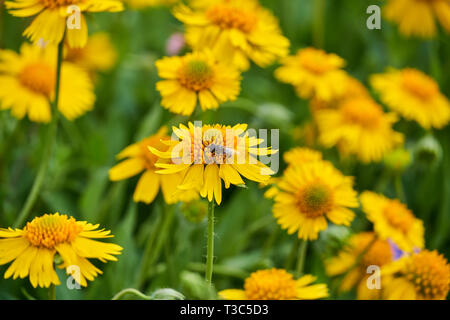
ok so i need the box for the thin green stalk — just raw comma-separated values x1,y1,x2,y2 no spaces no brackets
394,174,406,203
14,38,64,228
48,284,56,300
295,240,308,277
205,201,215,286
188,262,248,280
112,288,151,300
313,0,325,48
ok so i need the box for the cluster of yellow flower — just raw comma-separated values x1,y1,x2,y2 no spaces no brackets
0,0,449,300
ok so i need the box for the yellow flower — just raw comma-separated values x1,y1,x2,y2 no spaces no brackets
383,0,450,38
0,213,122,288
382,250,449,300
273,160,358,240
316,97,404,163
371,68,450,129
173,0,290,71
65,32,117,73
384,147,412,173
109,127,198,204
361,191,424,252
275,47,348,101
0,43,95,123
125,0,178,9
155,51,241,116
326,232,393,300
5,0,123,48
219,268,329,300
283,147,323,167
149,122,276,205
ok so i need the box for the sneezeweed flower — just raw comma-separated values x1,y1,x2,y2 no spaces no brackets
173,0,290,71
5,0,124,48
371,68,450,129
155,51,241,116
275,48,348,102
219,268,329,300
382,250,449,300
109,127,198,204
326,232,393,300
0,43,95,123
65,32,118,74
383,0,450,38
273,160,358,240
361,191,424,252
283,147,322,167
0,213,122,288
316,97,404,163
149,122,276,205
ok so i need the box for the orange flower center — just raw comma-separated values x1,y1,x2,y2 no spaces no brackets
19,63,55,96
296,181,333,218
41,0,81,9
361,239,393,268
299,49,340,74
383,200,415,234
178,59,214,91
206,4,258,33
401,69,438,100
244,269,298,300
404,250,450,300
340,98,384,129
24,213,83,249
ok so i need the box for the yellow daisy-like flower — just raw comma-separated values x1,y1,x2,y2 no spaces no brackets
155,51,241,116
283,147,323,167
273,160,358,240
219,268,329,300
109,127,198,204
5,0,123,48
65,32,117,74
361,191,424,252
382,250,450,300
326,232,393,300
316,97,404,163
0,43,95,123
149,122,276,205
275,47,348,102
0,213,122,288
383,0,450,38
173,0,290,71
371,68,450,129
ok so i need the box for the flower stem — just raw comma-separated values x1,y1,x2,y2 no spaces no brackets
394,174,406,203
112,288,151,300
14,39,63,228
313,0,325,48
48,284,56,300
205,201,215,286
295,239,308,277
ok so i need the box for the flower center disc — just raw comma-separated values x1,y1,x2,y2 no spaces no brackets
179,59,213,91
244,269,298,300
297,181,333,218
383,200,415,234
362,239,393,268
41,0,81,9
299,49,338,74
405,251,450,300
341,98,383,129
206,4,258,33
19,63,55,96
401,69,438,100
25,213,83,249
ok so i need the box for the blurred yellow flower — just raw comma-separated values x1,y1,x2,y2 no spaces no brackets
65,33,117,74
275,47,348,101
361,191,424,252
125,0,177,9
316,97,404,163
273,160,358,240
0,43,95,123
371,68,450,129
326,232,393,300
173,0,290,71
283,147,323,166
149,122,275,205
5,0,124,48
383,0,450,38
382,250,449,300
0,213,122,288
109,127,198,204
219,268,328,300
155,51,241,116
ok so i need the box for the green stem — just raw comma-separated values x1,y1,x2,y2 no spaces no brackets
295,240,308,277
112,288,151,300
313,0,325,48
188,262,248,280
48,284,56,300
205,201,215,286
13,39,63,228
394,174,406,203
